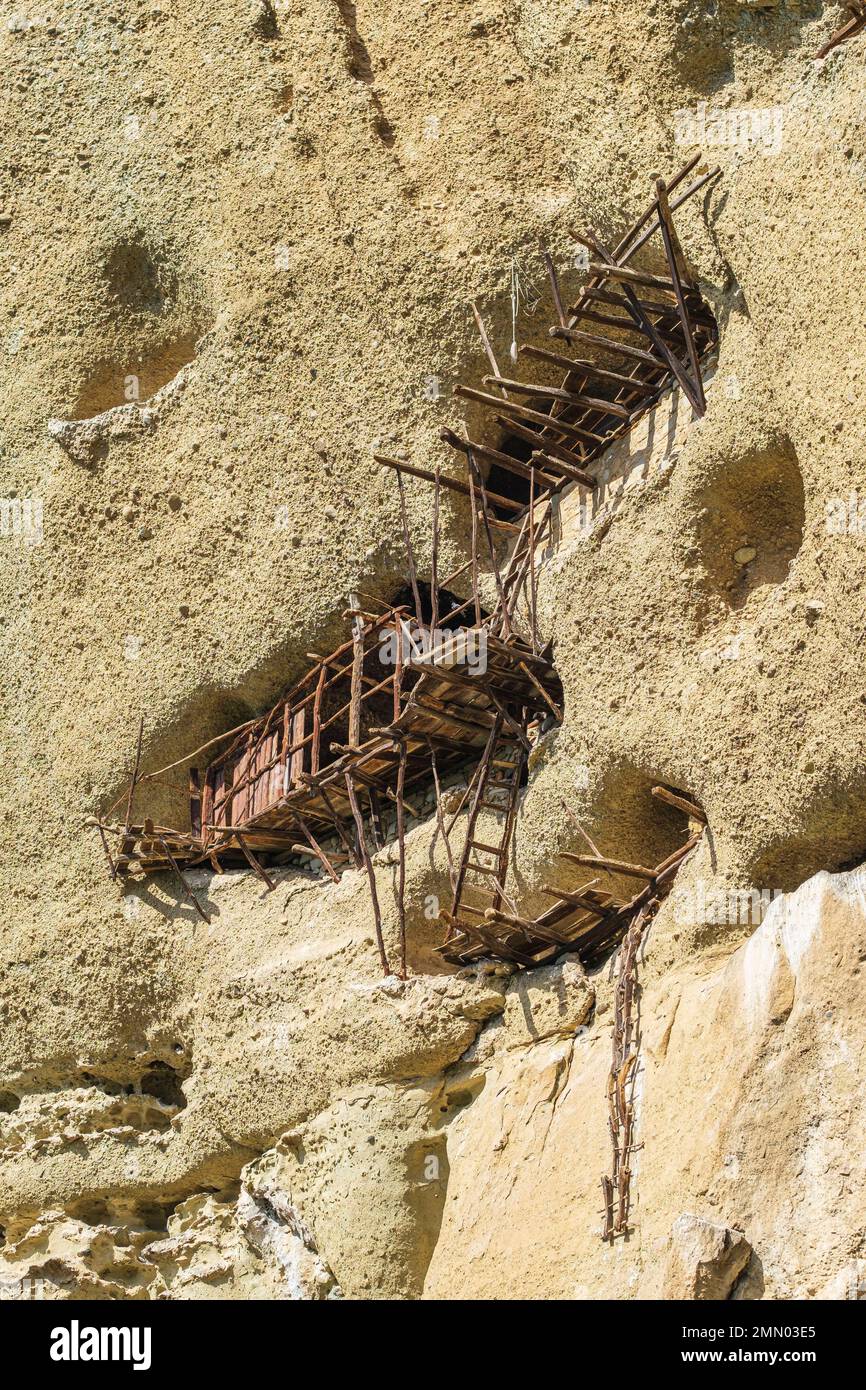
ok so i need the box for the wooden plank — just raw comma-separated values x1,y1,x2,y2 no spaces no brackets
440,426,564,487
188,768,202,840
651,783,706,824
290,708,306,787
519,344,657,395
454,385,606,445
483,375,632,420
587,261,677,294
549,326,667,368
376,454,524,514
559,853,657,880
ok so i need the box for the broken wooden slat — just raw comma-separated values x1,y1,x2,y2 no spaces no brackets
651,784,707,824
559,853,658,880
345,771,391,976
376,453,524,514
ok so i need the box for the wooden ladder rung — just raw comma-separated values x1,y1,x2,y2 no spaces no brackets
471,840,501,855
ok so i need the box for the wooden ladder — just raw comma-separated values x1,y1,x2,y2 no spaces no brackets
447,713,528,938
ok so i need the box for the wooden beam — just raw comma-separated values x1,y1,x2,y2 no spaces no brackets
559,853,657,880
375,453,524,514
651,784,707,824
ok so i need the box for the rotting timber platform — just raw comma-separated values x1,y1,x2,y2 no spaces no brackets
91,159,716,985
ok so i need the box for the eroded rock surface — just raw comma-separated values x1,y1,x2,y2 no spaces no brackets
2,1,865,1300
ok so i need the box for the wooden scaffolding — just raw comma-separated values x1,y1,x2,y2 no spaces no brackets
92,159,717,987
376,157,720,520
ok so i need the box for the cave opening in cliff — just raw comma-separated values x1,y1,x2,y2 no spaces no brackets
485,431,538,516
693,438,805,613
92,564,563,944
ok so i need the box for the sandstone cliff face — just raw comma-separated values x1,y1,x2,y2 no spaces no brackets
1,2,865,1299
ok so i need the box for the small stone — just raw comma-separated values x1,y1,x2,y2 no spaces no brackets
122,505,136,521
733,545,756,565
804,598,824,622
179,604,190,618
323,505,338,520
137,526,153,541
168,494,182,511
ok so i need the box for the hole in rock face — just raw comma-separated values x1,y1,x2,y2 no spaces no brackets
694,439,805,611
140,1061,186,1109
73,332,200,418
579,764,693,901
389,581,477,631
0,1091,20,1113
68,234,206,419
252,0,279,40
747,765,866,896
104,240,178,317
486,431,537,517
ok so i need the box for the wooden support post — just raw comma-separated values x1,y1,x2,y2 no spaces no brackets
431,462,440,634
654,177,705,413
368,787,384,851
233,830,277,892
396,472,425,620
541,246,568,329
96,823,118,881
345,772,391,976
320,782,362,869
188,768,202,840
588,233,704,416
518,660,562,721
393,617,403,723
290,707,306,787
157,834,210,923
349,600,364,751
311,665,326,775
529,469,539,653
470,300,508,395
290,811,340,883
469,468,481,627
396,742,408,980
